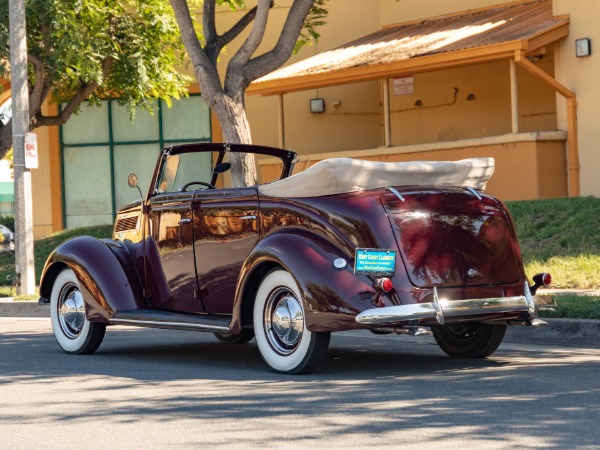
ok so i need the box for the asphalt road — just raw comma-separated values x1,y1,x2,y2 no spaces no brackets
1,318,599,449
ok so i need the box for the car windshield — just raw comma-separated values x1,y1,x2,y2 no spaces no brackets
155,144,296,193
157,152,211,193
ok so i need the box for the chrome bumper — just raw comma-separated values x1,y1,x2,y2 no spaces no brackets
355,283,557,326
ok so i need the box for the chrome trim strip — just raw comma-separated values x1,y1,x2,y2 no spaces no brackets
240,215,257,220
356,303,438,325
524,281,536,317
110,318,230,332
388,187,405,202
464,186,483,200
355,293,557,325
432,287,444,324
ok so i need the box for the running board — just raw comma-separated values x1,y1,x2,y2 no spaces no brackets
110,309,231,333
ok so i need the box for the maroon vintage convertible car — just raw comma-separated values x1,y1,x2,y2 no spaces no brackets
39,143,555,374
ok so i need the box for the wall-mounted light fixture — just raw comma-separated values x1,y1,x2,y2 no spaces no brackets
413,99,423,107
466,93,476,101
576,38,591,57
310,98,325,113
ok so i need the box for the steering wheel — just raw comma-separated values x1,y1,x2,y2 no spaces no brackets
181,181,216,191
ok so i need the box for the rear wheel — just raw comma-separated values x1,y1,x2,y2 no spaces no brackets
50,268,106,355
432,322,506,358
253,269,330,374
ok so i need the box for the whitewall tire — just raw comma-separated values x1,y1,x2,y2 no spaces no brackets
253,269,330,374
50,268,106,355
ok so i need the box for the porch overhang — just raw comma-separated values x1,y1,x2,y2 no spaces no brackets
248,0,580,197
248,0,569,96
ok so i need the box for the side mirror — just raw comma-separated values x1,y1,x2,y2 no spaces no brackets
127,173,139,188
214,162,231,175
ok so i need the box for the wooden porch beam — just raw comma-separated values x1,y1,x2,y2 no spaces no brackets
514,50,580,197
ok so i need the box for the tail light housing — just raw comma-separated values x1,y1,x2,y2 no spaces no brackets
373,277,393,293
530,272,552,295
533,273,552,287
371,277,394,307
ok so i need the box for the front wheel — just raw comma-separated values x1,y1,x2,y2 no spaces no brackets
432,322,506,358
50,268,106,355
253,269,330,374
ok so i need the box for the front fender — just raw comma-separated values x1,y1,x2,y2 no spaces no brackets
39,236,146,322
234,230,373,333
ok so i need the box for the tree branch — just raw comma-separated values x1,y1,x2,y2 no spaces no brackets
35,57,114,128
229,0,271,69
169,0,223,98
203,0,217,47
225,0,274,96
220,4,266,45
205,3,272,66
27,52,46,117
244,0,315,83
0,120,13,160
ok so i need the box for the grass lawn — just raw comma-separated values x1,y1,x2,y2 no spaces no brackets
539,294,600,320
506,196,600,289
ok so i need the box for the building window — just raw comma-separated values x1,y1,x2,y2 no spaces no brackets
60,95,211,228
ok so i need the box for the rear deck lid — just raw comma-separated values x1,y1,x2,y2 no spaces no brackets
381,188,522,288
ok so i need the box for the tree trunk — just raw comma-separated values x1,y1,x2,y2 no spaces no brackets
209,93,258,188
0,122,13,160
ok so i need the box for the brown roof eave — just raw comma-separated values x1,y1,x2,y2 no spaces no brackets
249,41,525,96
248,20,570,97
524,19,569,52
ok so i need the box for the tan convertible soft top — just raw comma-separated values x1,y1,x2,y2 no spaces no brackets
258,157,495,198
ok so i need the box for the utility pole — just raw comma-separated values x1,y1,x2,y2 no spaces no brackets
8,0,36,295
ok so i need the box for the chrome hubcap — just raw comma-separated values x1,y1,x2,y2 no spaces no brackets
264,287,304,355
58,282,86,339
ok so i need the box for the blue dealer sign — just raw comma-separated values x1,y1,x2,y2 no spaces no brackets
354,248,396,275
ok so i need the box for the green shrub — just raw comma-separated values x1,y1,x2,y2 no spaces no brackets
0,214,14,231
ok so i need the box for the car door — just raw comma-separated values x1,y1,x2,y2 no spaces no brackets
192,187,259,314
147,191,205,313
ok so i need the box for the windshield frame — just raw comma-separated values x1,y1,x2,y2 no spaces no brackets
147,142,298,199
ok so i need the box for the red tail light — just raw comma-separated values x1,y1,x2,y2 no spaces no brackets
373,278,393,292
533,273,552,287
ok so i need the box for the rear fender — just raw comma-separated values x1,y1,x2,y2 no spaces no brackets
233,231,372,333
39,236,146,322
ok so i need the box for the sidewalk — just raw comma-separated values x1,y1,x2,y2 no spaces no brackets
1,297,598,349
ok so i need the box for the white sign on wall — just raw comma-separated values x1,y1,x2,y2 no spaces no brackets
393,76,414,95
25,133,38,169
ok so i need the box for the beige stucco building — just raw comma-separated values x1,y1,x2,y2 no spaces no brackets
1,0,598,238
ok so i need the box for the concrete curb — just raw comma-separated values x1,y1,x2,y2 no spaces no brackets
0,299,50,318
504,318,600,349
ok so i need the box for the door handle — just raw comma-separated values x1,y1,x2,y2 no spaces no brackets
240,215,257,220
179,218,192,225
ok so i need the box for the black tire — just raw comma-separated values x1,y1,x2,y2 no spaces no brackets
213,329,255,344
50,268,106,355
253,269,330,374
432,322,506,358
